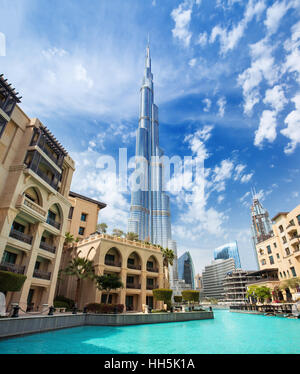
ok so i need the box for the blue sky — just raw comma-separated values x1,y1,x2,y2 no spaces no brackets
1,0,300,274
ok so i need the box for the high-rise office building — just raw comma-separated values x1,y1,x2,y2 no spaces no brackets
214,241,241,269
177,251,195,289
202,258,236,300
128,44,175,249
250,190,273,268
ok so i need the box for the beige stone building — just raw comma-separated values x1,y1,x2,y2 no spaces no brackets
251,203,300,301
0,75,75,313
67,191,106,240
57,192,106,300
61,233,165,311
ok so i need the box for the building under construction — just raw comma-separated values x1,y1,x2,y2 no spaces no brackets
250,189,274,268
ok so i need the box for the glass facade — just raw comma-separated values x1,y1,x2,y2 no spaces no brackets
214,241,241,269
128,45,175,249
177,252,195,289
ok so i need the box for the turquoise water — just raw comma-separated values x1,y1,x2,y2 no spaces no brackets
0,310,300,354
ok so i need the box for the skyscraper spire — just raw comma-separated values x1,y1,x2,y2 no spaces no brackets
128,45,175,251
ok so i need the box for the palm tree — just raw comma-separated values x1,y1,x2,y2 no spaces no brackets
112,228,124,237
126,232,139,241
96,223,108,234
95,273,124,304
64,232,74,246
62,257,95,306
161,247,175,267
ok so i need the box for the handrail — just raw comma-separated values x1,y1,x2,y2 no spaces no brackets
9,228,33,245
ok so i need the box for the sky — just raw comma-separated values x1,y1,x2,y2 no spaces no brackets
1,0,300,274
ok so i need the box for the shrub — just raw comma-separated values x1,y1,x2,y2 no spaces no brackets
174,296,182,303
0,271,27,293
53,301,69,309
181,290,200,303
85,303,124,314
151,309,168,313
54,295,75,309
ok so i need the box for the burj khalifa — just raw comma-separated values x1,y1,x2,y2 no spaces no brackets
128,44,177,254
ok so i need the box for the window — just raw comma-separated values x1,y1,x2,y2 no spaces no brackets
267,245,272,254
297,215,300,225
127,258,135,265
81,213,87,222
2,251,17,264
0,115,8,138
127,276,134,284
280,272,282,278
279,225,284,233
78,227,85,235
287,270,290,277
147,278,154,286
12,221,25,233
276,253,280,259
147,261,154,269
269,256,274,265
283,271,286,278
259,249,264,255
68,207,74,219
285,248,290,256
282,236,287,244
105,254,115,262
34,261,41,270
48,210,56,221
273,242,277,248
261,259,266,265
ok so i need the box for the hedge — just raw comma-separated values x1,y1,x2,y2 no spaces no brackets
174,296,182,303
0,270,27,293
152,289,173,302
53,301,69,309
85,303,124,314
54,295,75,309
181,290,200,302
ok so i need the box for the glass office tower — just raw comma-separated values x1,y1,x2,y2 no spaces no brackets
177,252,195,289
214,241,241,269
128,44,175,249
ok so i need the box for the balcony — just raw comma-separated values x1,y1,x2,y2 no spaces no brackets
127,263,141,270
40,241,56,254
126,283,141,289
146,266,159,273
290,236,300,247
33,270,51,280
146,285,158,290
0,262,25,274
104,259,121,267
9,229,33,245
46,217,61,230
16,194,47,222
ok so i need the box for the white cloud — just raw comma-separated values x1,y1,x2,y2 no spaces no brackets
263,84,288,112
74,64,94,88
234,164,246,180
238,37,279,115
189,58,197,67
210,0,266,54
171,1,193,47
203,98,212,112
196,32,208,46
240,172,254,183
264,0,291,35
281,93,300,154
217,96,226,117
254,109,277,147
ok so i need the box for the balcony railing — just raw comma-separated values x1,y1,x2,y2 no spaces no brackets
146,266,159,273
0,261,25,274
127,263,141,270
104,259,121,267
126,283,141,289
146,285,158,290
40,241,56,254
9,229,33,245
46,217,61,230
16,194,47,218
33,270,51,280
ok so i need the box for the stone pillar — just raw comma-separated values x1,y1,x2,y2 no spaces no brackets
140,270,147,309
120,267,127,309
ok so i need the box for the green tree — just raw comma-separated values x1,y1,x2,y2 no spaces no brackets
112,228,124,237
281,277,300,292
161,247,175,267
64,232,74,246
255,286,271,303
95,273,124,304
182,290,200,303
96,223,108,234
62,257,95,306
126,232,139,241
153,288,173,310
